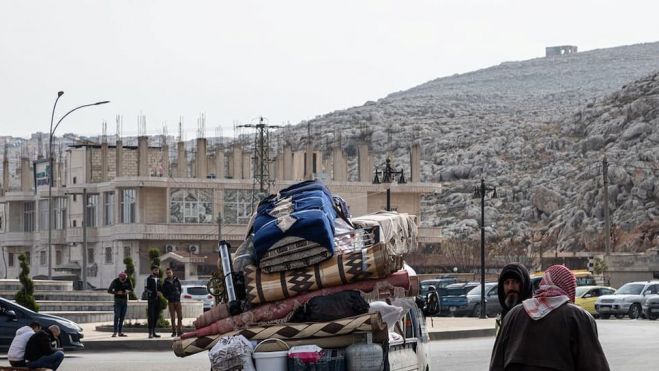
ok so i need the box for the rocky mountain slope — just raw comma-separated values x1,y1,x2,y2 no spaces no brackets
285,42,659,256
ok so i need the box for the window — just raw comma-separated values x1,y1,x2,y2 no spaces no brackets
55,250,62,266
123,246,131,260
120,189,136,223
54,197,66,230
23,202,35,232
103,192,114,225
87,248,95,264
86,194,98,227
72,176,77,184
40,251,46,266
38,199,49,231
105,247,113,264
8,253,14,267
25,252,30,266
170,189,213,224
223,190,253,225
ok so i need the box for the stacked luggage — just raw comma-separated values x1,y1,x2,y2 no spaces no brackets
173,180,420,371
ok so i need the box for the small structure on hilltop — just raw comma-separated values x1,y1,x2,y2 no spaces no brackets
545,45,578,57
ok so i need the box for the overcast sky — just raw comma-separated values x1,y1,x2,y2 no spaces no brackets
1,0,657,139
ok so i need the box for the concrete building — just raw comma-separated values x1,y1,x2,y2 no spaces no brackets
0,133,441,295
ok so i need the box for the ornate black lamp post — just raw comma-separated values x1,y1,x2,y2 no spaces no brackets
373,157,406,211
473,178,497,319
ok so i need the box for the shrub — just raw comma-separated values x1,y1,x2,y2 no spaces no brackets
15,254,39,312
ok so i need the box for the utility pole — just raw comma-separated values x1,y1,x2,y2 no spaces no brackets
237,118,282,194
603,155,611,255
473,179,497,319
82,188,87,289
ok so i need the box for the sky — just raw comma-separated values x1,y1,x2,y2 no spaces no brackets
0,0,657,139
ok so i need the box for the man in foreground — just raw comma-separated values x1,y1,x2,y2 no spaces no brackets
162,267,183,337
490,265,609,371
145,264,163,338
497,263,533,321
25,324,64,370
8,321,41,367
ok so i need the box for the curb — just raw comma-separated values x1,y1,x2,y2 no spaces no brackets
82,339,174,352
428,328,495,341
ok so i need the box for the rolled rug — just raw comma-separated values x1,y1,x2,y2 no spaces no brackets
245,243,395,306
193,303,230,329
173,312,386,358
182,270,410,340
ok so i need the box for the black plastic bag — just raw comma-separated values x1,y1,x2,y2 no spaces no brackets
290,290,369,323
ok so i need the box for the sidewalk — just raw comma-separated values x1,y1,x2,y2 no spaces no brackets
78,316,496,352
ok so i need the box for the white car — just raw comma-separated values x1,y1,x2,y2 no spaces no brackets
181,285,214,311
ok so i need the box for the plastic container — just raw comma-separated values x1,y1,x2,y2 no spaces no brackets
253,339,289,371
288,348,347,371
345,343,383,371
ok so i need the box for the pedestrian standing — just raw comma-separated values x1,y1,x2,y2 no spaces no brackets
144,264,163,338
495,263,533,332
108,271,133,337
490,265,610,371
162,267,183,337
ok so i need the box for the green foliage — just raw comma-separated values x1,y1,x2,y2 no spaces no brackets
593,257,608,275
16,254,39,312
123,256,138,300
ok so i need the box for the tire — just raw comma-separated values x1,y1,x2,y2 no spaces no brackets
648,312,658,321
600,314,610,319
472,304,481,317
615,314,625,319
629,304,641,319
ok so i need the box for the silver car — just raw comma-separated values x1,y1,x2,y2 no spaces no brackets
595,281,659,319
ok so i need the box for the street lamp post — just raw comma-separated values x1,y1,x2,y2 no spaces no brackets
47,92,109,280
473,178,497,319
373,157,406,210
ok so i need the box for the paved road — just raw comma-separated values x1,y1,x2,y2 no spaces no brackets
431,319,659,371
17,319,659,371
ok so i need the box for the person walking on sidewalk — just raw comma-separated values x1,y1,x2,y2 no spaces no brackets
8,321,41,367
490,265,610,371
495,263,533,331
25,325,65,371
162,267,183,337
144,264,163,339
108,271,133,337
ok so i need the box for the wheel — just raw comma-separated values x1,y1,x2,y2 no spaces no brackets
615,314,625,319
472,304,481,317
648,312,658,321
593,313,600,319
600,314,610,319
628,304,641,319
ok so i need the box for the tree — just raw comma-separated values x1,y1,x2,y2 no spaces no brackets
15,254,39,312
123,256,138,300
148,248,169,327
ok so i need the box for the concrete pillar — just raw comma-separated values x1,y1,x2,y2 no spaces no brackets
196,138,208,179
137,136,149,176
116,139,123,177
275,152,283,181
232,144,242,179
215,147,225,179
283,144,293,180
410,142,421,183
2,149,9,194
177,141,187,178
20,157,31,192
305,141,313,180
190,158,196,178
161,143,170,177
101,142,108,182
242,151,251,180
358,142,370,182
332,146,347,181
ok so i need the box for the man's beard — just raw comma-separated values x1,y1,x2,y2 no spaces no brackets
505,292,520,308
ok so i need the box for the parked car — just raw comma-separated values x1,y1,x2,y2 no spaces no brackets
181,285,215,311
440,282,479,316
574,286,616,317
464,282,500,317
595,281,659,319
0,297,84,351
531,270,597,294
643,294,659,320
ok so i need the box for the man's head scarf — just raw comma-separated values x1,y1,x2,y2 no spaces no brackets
522,265,576,320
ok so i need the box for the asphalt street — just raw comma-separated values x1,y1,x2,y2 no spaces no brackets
17,319,659,371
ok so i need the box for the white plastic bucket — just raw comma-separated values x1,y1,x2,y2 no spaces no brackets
253,350,288,371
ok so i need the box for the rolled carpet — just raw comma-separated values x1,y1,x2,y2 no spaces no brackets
245,243,397,306
186,270,410,337
173,312,386,358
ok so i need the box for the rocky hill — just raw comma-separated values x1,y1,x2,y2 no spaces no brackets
285,42,659,256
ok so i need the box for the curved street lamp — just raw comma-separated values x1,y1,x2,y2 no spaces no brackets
48,93,110,280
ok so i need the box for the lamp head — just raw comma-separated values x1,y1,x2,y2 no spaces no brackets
57,91,64,97
95,100,110,105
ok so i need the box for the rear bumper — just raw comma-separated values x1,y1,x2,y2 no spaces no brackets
595,302,630,315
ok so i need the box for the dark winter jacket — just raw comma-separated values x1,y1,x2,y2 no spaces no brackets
144,275,162,301
108,278,133,299
162,276,182,303
24,328,57,362
497,263,533,319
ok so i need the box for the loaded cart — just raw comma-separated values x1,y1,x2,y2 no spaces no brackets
173,180,431,371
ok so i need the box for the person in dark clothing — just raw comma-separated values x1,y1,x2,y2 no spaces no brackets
108,271,133,337
497,263,533,320
162,267,183,337
25,325,64,371
490,265,610,371
144,264,163,338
